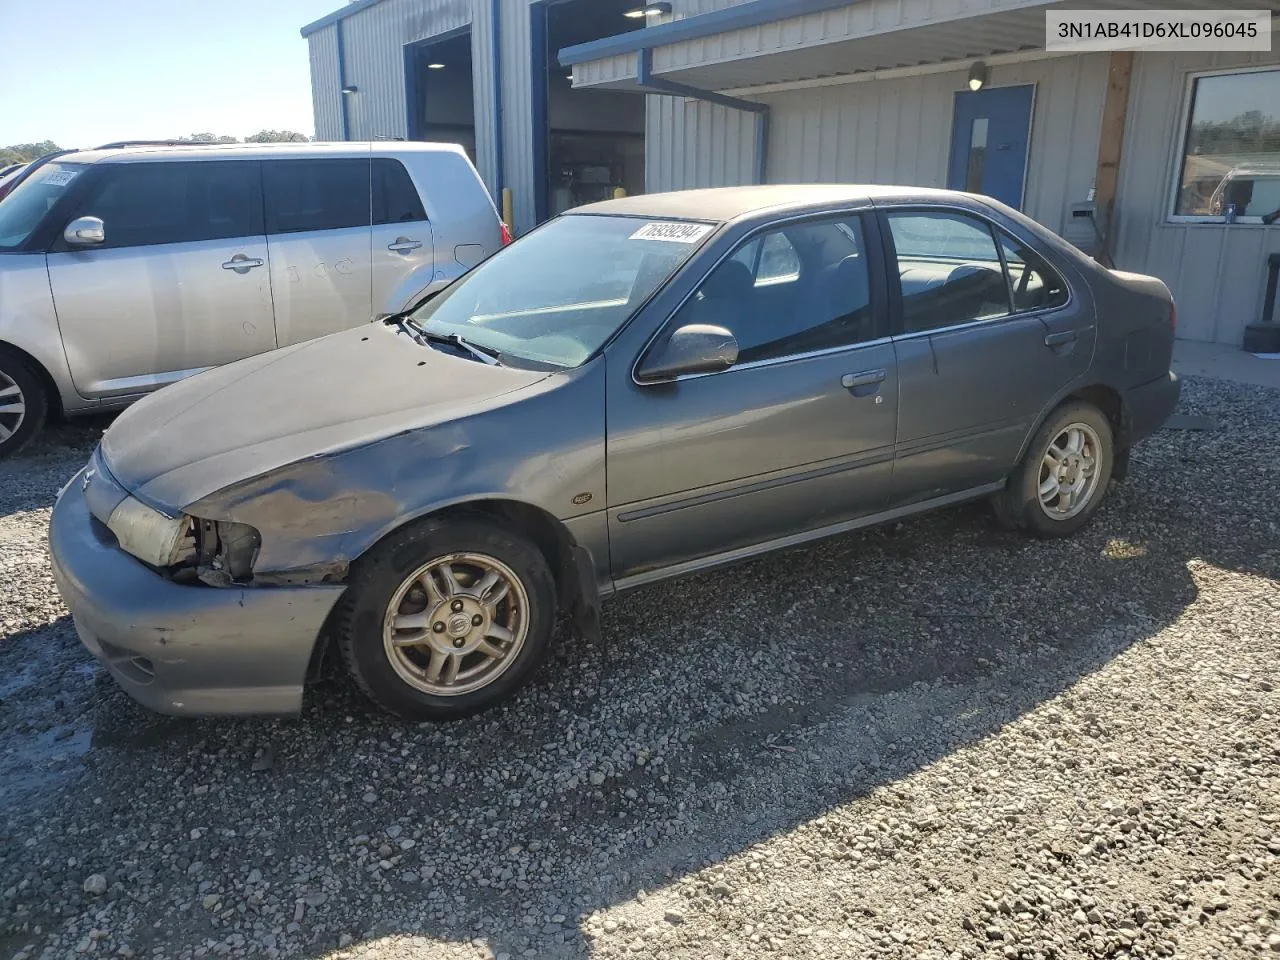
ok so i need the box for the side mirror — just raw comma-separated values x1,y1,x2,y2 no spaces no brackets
637,323,739,383
63,216,105,246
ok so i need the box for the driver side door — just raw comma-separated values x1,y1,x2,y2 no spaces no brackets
604,213,899,585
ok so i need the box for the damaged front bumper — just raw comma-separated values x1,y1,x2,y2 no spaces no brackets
50,475,346,717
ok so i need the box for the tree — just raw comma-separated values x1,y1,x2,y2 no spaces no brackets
0,140,63,165
178,133,239,144
244,130,311,143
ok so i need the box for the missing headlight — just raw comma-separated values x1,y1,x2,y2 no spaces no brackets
188,518,262,586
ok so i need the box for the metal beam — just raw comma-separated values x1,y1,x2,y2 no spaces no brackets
336,18,351,141
635,49,770,185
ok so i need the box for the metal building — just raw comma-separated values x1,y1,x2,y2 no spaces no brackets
304,0,1280,346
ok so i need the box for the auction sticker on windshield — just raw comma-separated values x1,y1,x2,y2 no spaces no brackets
630,221,715,244
43,170,79,187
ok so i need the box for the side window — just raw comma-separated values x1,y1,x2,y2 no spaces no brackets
998,233,1069,312
262,159,371,234
887,211,1011,333
673,217,876,364
372,158,427,225
73,161,262,249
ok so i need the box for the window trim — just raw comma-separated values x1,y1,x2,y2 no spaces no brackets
876,202,1074,341
630,207,890,386
1167,63,1280,226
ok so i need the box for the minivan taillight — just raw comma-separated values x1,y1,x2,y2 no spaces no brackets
1170,301,1177,333
500,222,513,246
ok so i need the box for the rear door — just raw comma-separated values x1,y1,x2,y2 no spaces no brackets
881,205,1094,504
46,159,276,399
262,157,374,346
370,157,435,317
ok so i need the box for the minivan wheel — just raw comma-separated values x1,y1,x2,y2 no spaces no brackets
993,400,1114,539
335,516,556,721
0,349,48,459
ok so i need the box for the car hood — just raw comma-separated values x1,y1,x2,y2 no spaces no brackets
102,323,550,509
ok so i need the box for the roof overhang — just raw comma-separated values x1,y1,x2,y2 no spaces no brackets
561,0,1277,93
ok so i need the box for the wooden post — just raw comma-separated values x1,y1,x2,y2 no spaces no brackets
1093,51,1134,268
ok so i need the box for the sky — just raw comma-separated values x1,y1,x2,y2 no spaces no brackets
0,0,341,148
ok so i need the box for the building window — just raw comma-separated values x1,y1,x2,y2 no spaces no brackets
1174,68,1280,222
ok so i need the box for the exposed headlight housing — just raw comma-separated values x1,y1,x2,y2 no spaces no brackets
106,497,192,568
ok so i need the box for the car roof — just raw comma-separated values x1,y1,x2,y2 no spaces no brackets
569,184,967,223
53,141,469,165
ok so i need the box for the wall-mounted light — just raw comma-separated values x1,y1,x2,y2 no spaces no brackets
967,60,988,92
427,62,445,69
341,84,359,95
624,2,672,18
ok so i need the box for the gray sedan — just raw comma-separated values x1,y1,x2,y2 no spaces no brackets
49,185,1180,720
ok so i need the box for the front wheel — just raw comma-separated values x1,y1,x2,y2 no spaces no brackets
993,400,1114,538
335,516,556,720
0,349,48,459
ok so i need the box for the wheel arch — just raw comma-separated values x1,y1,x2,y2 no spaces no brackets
1017,381,1129,482
0,338,62,419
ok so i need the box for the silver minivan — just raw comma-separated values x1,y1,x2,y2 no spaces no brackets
0,141,503,456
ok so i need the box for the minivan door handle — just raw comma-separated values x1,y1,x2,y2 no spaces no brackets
1045,330,1078,348
387,237,423,253
221,255,264,273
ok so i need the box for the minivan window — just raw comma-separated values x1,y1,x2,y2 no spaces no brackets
263,158,371,234
66,161,263,249
0,162,87,251
410,215,711,369
372,158,427,224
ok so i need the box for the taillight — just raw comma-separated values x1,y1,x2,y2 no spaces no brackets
1169,301,1177,332
500,222,512,246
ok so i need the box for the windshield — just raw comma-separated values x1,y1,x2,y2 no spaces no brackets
0,161,85,251
409,214,715,368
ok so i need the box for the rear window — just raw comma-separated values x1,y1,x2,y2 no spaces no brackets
372,158,427,224
263,158,371,234
0,162,86,251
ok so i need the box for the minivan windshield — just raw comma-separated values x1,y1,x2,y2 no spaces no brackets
409,214,716,368
0,162,86,251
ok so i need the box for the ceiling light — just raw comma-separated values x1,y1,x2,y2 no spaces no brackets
625,2,671,18
967,60,989,91
427,63,445,69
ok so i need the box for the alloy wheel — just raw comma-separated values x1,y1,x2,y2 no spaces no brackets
1037,422,1103,520
382,552,530,697
0,370,26,444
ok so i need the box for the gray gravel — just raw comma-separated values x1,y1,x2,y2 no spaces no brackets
1,377,1278,960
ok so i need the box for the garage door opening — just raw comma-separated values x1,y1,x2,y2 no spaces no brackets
533,0,646,221
406,28,476,162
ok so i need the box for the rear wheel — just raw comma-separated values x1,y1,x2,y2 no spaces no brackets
0,349,48,459
993,400,1114,538
335,516,556,721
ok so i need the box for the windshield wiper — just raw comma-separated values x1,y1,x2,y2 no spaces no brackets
395,317,502,366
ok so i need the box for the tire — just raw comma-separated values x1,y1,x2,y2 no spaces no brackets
0,349,48,459
334,515,556,721
992,400,1115,539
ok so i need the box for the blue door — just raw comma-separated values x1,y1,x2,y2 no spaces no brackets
948,85,1035,210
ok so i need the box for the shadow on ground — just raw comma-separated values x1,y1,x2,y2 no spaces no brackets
1,378,1278,958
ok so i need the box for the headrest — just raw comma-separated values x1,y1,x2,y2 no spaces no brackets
702,259,754,300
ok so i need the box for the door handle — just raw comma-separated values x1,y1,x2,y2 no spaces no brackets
388,237,423,253
1044,330,1077,348
841,369,887,390
221,255,264,272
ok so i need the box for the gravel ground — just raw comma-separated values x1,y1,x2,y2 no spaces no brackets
1,376,1278,960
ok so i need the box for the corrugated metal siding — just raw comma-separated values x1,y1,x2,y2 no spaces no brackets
499,0,537,232
341,0,474,141
1114,51,1280,345
645,95,757,191
757,54,1109,236
308,25,344,140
